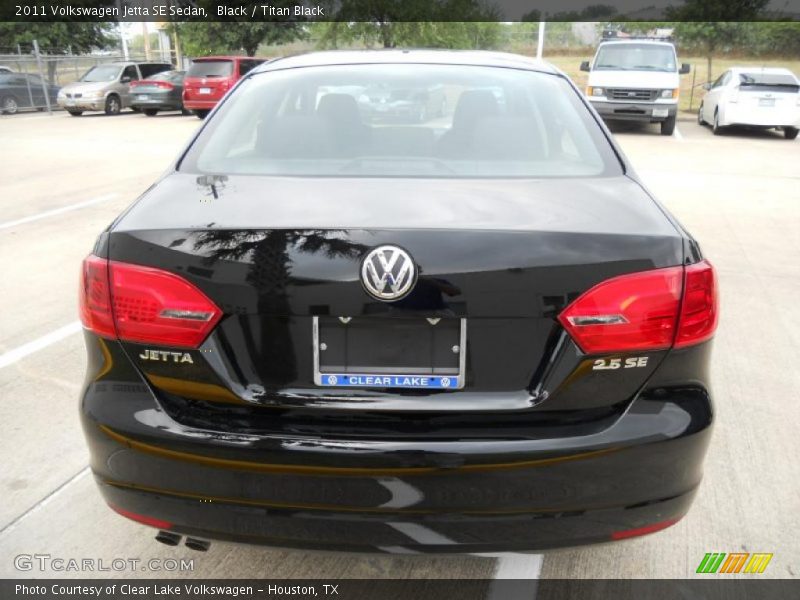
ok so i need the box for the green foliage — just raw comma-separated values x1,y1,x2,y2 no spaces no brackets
0,22,115,54
178,21,305,56
665,0,770,20
316,21,502,50
176,1,305,56
317,0,500,49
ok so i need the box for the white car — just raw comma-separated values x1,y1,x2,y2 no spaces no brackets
0,66,13,74
698,67,800,139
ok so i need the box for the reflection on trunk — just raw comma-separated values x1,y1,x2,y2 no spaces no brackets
193,230,367,386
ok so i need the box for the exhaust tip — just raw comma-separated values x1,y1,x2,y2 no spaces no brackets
185,537,211,552
155,530,182,546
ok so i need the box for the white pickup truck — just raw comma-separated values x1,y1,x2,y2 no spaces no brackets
581,37,690,135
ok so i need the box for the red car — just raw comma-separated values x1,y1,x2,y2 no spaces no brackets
182,56,265,118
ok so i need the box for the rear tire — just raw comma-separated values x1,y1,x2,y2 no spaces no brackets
144,109,158,116
67,109,83,116
697,103,706,125
1,95,19,115
194,109,209,119
784,126,799,140
104,94,121,116
660,115,676,136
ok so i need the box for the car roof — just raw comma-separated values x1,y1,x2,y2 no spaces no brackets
98,62,170,67
597,40,674,47
729,66,797,76
192,56,258,61
253,49,559,75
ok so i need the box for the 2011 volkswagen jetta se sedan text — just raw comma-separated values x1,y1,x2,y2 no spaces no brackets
79,50,718,553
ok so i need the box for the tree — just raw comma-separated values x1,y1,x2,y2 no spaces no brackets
667,0,770,79
176,1,305,56
318,0,500,49
178,21,305,56
0,22,115,82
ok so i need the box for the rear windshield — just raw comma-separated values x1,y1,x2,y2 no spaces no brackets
594,43,676,72
739,72,799,93
187,60,233,78
181,64,619,178
80,65,121,82
147,70,184,82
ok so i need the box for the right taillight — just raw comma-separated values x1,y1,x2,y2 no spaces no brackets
558,260,717,354
79,255,222,348
674,260,718,348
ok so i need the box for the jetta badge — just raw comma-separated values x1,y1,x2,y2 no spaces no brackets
360,245,417,301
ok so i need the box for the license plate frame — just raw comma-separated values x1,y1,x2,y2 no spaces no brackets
312,316,467,390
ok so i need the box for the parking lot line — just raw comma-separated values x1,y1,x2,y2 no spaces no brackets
0,321,81,369
0,193,118,231
673,125,684,142
0,467,89,538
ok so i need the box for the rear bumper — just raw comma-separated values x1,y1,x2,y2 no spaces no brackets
590,100,677,122
131,99,182,111
183,98,219,110
98,477,698,553
81,350,713,553
720,106,800,128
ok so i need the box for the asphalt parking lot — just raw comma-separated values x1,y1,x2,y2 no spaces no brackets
0,111,797,582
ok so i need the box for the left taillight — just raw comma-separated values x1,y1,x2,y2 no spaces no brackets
79,255,222,348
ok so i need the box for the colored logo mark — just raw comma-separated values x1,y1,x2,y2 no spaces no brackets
696,552,773,574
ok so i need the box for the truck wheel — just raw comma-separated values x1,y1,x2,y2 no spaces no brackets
660,115,676,136
784,127,799,140
104,95,121,116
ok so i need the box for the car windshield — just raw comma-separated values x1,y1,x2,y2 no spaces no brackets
187,60,233,78
594,44,676,72
80,65,121,82
182,64,616,178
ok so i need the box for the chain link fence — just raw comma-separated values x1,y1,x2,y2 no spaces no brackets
0,41,173,115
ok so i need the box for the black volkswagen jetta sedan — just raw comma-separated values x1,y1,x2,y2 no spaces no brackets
79,50,718,553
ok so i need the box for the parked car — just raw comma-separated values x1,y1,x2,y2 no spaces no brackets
0,66,13,74
182,56,265,118
357,83,447,122
0,73,59,114
78,50,718,554
57,62,172,116
698,67,800,139
581,34,690,135
130,70,186,116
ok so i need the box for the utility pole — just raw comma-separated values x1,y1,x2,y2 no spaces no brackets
32,40,53,114
537,21,546,59
142,22,151,61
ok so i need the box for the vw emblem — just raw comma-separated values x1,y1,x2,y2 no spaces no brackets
360,245,418,301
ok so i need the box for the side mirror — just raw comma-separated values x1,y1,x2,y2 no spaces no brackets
121,76,132,84
679,63,691,75
701,82,712,91
580,61,591,72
